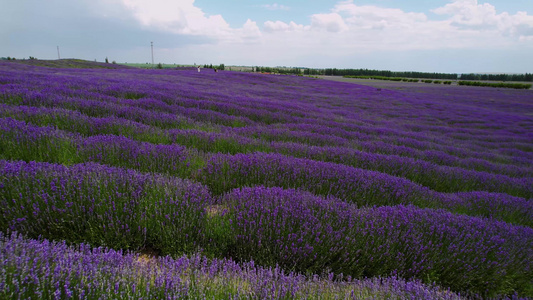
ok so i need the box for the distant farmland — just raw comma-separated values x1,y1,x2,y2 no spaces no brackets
1,60,532,299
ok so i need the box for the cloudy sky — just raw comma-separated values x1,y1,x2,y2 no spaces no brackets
2,0,533,73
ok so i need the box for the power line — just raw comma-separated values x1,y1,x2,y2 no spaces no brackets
151,41,154,68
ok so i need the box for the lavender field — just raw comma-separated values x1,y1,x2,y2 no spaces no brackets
0,60,532,299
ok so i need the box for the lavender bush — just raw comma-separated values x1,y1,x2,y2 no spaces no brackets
222,186,533,297
0,118,204,178
198,152,533,229
0,232,466,299
0,160,213,255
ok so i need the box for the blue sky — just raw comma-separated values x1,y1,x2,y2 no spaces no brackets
2,0,533,73
195,0,532,27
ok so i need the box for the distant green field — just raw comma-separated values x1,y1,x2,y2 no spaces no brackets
122,63,195,69
6,58,128,69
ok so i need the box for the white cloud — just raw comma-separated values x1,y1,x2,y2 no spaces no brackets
257,0,533,52
260,2,468,51
310,13,349,33
333,2,427,30
235,19,262,42
261,3,290,11
432,0,500,26
119,0,261,42
120,0,228,36
263,20,305,33
432,0,533,38
115,0,532,50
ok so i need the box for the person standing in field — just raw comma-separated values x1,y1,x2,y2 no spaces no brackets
198,66,201,73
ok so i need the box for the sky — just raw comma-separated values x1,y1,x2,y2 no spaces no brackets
2,0,533,73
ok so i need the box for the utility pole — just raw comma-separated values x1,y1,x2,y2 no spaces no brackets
151,41,154,68
57,46,60,59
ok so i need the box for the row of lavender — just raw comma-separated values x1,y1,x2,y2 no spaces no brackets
0,102,531,177
1,63,531,170
1,232,466,299
1,160,531,297
1,118,531,228
0,160,210,253
1,103,532,205
2,85,529,170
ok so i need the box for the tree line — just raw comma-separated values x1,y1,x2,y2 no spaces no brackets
203,64,225,70
457,81,532,89
303,68,459,80
459,73,533,82
255,66,302,75
251,67,533,82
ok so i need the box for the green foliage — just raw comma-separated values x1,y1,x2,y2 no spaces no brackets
201,63,225,71
203,209,235,257
142,185,210,255
344,75,403,81
256,66,302,75
0,122,203,179
0,162,211,255
309,68,533,82
460,73,533,82
0,127,79,165
458,81,532,89
321,68,459,79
